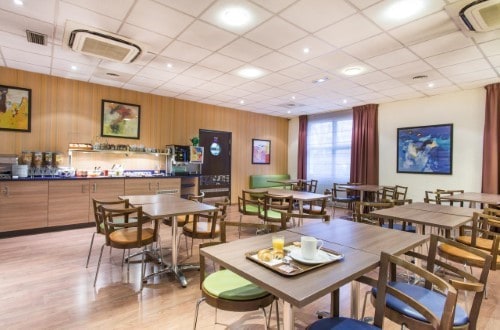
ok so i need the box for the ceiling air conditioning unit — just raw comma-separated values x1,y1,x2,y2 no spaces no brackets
63,21,142,63
446,0,500,32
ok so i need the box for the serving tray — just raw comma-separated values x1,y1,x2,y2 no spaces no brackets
245,243,344,277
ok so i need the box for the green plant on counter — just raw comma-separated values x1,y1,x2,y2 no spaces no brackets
190,136,199,146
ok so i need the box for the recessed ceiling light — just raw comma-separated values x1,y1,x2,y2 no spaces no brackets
239,100,245,105
71,65,77,71
343,67,363,76
291,95,296,100
427,82,435,88
13,0,23,6
166,63,173,69
386,0,424,20
342,99,348,104
220,7,251,27
312,77,329,84
238,67,264,79
303,47,310,54
287,110,291,114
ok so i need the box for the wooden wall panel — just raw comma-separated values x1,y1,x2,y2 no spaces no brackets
0,67,289,202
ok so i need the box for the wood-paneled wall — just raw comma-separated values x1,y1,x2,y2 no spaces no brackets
0,67,289,202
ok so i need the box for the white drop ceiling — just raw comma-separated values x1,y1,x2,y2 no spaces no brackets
0,0,499,118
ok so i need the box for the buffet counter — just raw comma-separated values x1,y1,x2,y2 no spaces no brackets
0,175,199,235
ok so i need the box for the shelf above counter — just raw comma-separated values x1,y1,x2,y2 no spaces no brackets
68,148,168,156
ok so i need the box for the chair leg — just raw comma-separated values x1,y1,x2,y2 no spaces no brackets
140,247,146,291
85,232,96,268
260,307,268,330
239,214,243,238
93,243,106,287
275,298,280,330
193,297,206,330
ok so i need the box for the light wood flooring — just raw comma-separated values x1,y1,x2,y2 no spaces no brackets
0,202,498,329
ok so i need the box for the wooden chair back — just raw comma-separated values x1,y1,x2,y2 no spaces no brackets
374,251,458,330
258,193,293,228
238,189,266,216
353,201,393,225
92,198,130,234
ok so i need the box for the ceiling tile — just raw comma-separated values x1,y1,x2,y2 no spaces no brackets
479,39,500,56
0,10,54,39
126,0,194,38
256,72,294,85
239,81,272,93
249,0,297,13
383,60,432,78
197,81,231,93
137,66,177,82
350,71,392,85
200,0,272,34
211,73,248,86
219,37,272,62
279,36,336,61
438,59,492,76
0,0,56,23
198,53,244,72
63,0,135,20
168,74,207,88
251,52,299,71
342,33,402,60
307,50,358,72
182,65,224,80
51,68,91,81
280,0,356,32
409,31,473,58
389,11,458,46
366,48,419,69
161,41,212,63
5,60,50,75
155,0,215,16
0,31,52,55
362,0,446,30
57,3,121,32
245,16,307,49
178,21,237,51
425,46,483,68
279,63,322,79
447,68,498,83
314,14,381,48
2,47,51,66
147,56,193,74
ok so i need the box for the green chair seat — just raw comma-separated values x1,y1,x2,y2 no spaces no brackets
203,269,268,301
244,204,259,213
259,209,281,220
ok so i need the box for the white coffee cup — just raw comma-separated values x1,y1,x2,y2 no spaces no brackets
301,236,323,260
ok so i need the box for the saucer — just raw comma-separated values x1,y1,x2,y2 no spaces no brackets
289,249,334,265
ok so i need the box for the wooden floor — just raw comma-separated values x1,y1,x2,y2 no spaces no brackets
0,202,498,329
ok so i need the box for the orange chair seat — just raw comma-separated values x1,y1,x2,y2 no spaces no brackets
456,235,499,252
109,228,155,245
438,243,500,267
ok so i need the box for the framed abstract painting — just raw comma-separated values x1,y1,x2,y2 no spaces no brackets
101,100,140,139
397,123,453,174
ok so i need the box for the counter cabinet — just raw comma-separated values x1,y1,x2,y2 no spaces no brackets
0,176,192,234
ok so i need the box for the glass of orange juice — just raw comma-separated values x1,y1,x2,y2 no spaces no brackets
272,235,285,253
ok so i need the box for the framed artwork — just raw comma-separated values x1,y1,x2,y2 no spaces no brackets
190,146,204,163
101,99,140,139
252,139,271,164
0,85,31,132
397,123,453,174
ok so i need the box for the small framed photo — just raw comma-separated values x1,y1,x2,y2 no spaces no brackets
397,123,453,174
252,139,271,164
101,99,140,139
0,85,31,132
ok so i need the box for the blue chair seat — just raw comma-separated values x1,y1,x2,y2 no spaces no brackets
308,316,379,329
382,223,416,233
372,282,469,326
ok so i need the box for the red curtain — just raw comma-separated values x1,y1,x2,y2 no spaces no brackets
482,83,500,193
297,115,307,179
350,104,379,185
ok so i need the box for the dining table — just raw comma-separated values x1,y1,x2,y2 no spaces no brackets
439,192,500,208
119,194,217,287
266,178,301,189
370,202,474,237
337,184,385,202
200,219,428,330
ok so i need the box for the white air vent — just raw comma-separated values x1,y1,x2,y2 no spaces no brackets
63,21,143,63
446,0,500,32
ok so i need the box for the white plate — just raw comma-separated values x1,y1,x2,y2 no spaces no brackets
289,249,339,265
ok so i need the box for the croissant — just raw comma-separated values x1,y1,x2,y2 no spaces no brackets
257,249,273,262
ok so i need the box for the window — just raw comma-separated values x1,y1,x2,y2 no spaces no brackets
307,110,353,193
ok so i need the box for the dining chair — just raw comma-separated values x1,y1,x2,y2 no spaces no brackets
86,198,130,268
94,205,161,291
162,191,205,229
180,208,220,258
237,189,267,238
307,179,318,193
363,234,492,330
302,196,327,216
257,193,294,228
308,250,458,330
193,222,279,330
353,201,393,225
291,179,307,191
441,211,500,271
331,182,359,217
